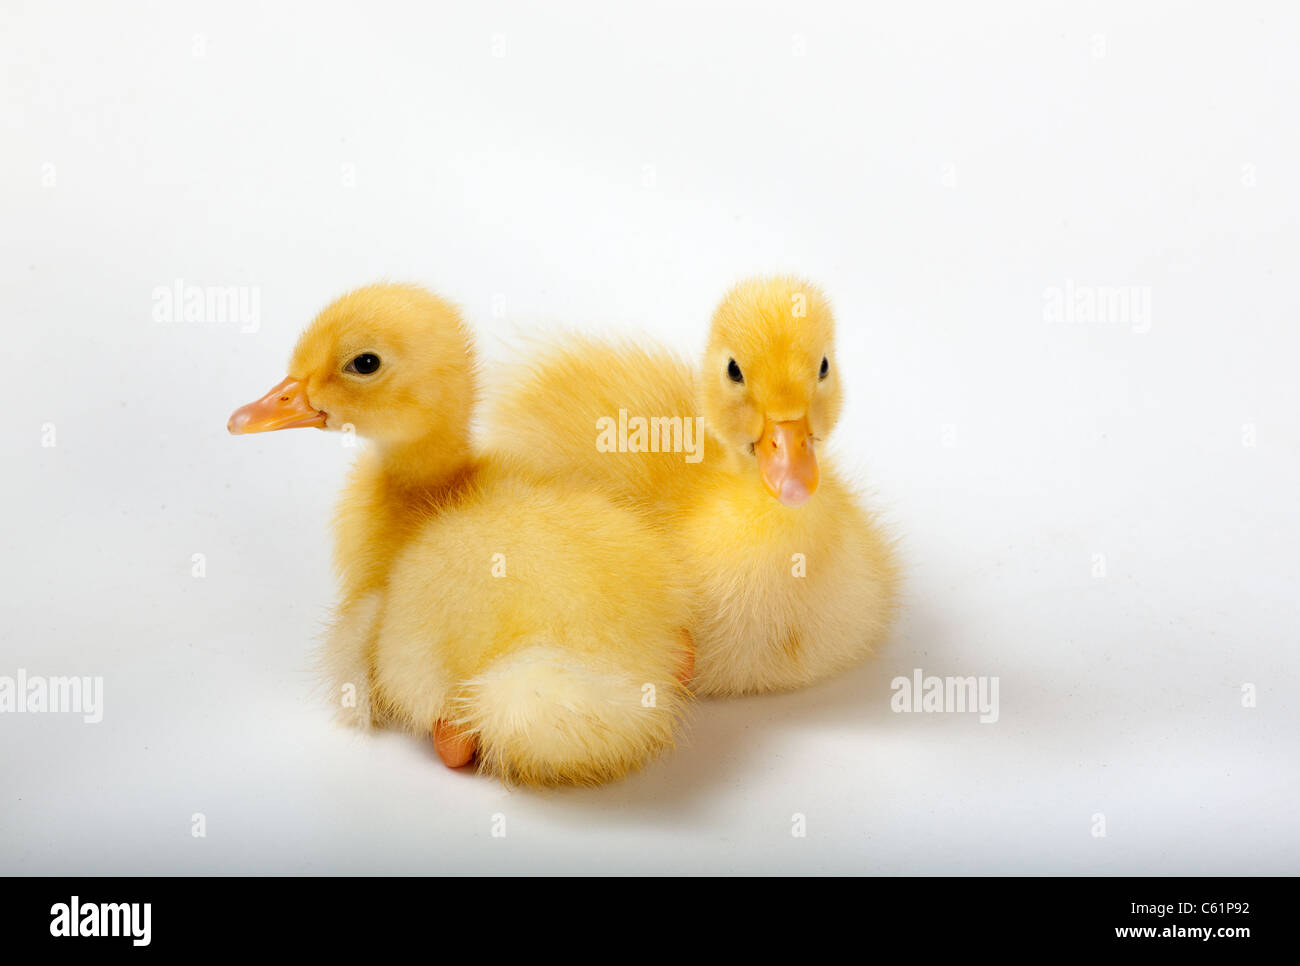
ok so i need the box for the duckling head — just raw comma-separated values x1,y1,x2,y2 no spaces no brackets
700,276,841,507
228,283,476,448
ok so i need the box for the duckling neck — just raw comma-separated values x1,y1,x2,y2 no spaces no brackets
333,432,473,612
377,432,473,494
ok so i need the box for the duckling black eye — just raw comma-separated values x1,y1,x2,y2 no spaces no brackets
727,358,744,384
819,356,829,380
346,353,381,375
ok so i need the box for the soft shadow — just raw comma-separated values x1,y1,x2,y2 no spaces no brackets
528,598,965,826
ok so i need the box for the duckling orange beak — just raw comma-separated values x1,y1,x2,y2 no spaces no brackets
757,417,819,507
227,377,328,434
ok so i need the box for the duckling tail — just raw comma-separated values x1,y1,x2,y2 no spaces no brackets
452,644,687,787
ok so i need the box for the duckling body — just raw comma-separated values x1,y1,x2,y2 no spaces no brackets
670,461,895,694
487,278,898,695
375,461,690,783
230,284,691,785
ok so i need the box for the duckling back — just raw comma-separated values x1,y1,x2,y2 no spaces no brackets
486,338,704,512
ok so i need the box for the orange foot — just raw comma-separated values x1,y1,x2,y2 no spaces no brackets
677,628,695,687
433,720,476,769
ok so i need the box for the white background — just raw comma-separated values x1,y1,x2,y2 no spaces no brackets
2,1,1297,874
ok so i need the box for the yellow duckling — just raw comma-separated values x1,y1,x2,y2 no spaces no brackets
229,283,692,785
487,276,899,695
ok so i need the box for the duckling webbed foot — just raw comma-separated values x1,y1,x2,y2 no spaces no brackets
433,720,476,769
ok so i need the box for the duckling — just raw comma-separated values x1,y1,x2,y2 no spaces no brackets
229,284,692,785
486,276,899,695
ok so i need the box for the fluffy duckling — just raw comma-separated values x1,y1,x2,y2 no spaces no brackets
486,276,899,695
229,284,692,785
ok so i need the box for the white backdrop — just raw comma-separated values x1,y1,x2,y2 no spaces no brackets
2,0,1297,874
